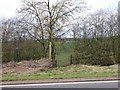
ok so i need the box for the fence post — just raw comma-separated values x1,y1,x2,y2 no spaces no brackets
70,54,73,65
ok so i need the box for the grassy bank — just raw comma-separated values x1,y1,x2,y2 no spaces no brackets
2,64,118,81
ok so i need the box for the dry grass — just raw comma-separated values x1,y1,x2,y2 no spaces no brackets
2,59,52,74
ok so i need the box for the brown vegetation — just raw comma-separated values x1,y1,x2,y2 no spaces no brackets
1,59,53,74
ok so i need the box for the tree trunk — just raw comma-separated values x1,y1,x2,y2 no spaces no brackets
51,42,57,67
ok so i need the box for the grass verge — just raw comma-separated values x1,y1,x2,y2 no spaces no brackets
2,64,118,81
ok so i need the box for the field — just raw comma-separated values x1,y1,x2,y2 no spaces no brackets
56,41,74,66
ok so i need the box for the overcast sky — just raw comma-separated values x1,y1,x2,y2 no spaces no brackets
0,0,119,18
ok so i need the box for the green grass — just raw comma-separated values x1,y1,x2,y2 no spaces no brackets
56,51,73,66
56,41,74,66
2,64,118,81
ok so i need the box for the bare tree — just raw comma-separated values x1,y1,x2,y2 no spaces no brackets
72,9,118,65
18,0,86,67
1,18,27,42
1,19,15,42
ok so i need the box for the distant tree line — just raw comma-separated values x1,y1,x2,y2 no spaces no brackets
72,10,119,66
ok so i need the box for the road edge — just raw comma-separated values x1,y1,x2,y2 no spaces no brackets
1,77,119,85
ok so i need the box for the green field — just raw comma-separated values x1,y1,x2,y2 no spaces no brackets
56,41,74,66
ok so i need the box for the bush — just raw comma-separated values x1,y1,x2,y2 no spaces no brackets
2,40,47,62
72,37,117,66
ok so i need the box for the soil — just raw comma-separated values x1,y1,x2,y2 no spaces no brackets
1,59,53,74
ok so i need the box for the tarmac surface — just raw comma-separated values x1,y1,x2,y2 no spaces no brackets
1,80,119,88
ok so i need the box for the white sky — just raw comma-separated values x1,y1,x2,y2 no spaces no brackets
0,0,119,18
86,0,119,9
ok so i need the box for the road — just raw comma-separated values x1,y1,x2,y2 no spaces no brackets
1,80,119,88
